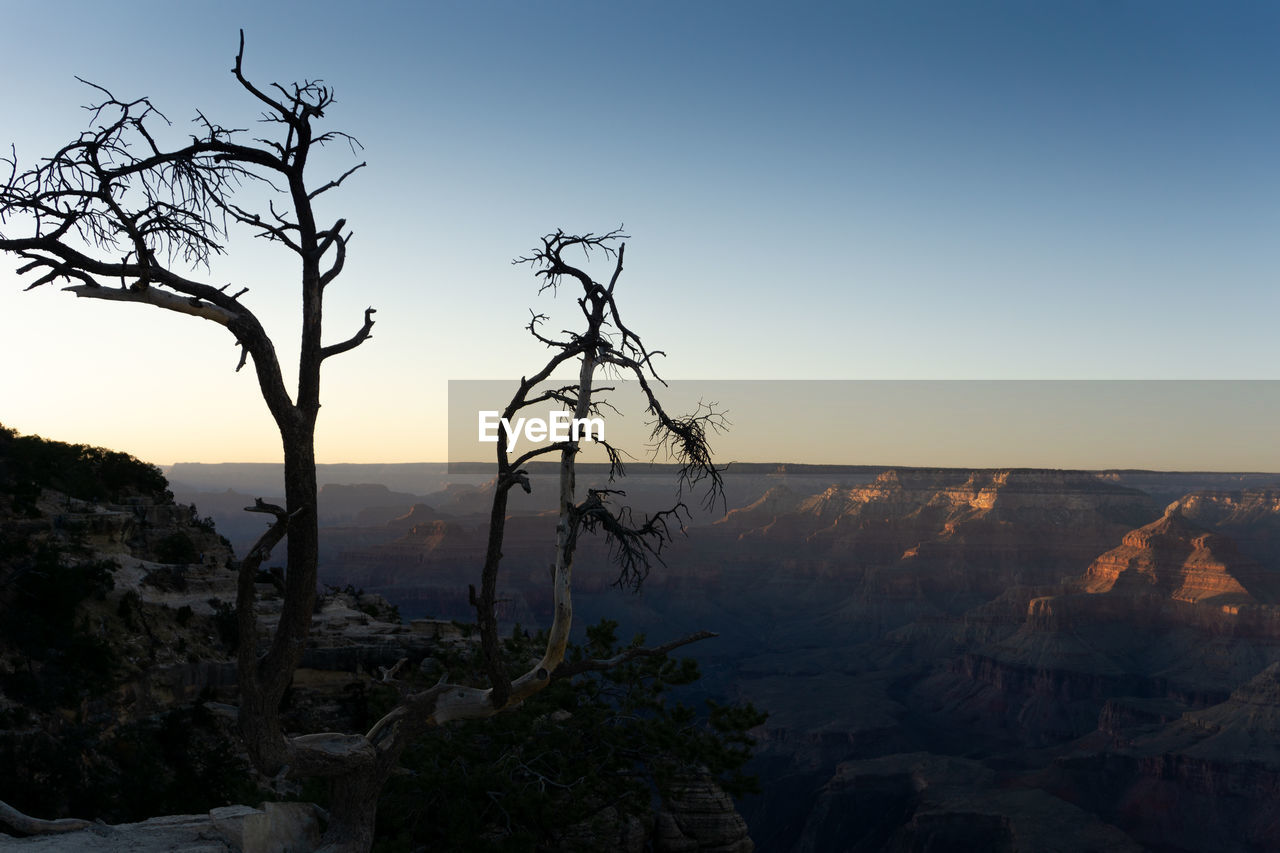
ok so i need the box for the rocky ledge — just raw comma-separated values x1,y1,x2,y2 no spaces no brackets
0,802,322,853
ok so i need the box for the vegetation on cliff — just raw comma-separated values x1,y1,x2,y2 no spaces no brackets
0,427,763,848
0,423,170,512
375,620,764,851
0,425,264,822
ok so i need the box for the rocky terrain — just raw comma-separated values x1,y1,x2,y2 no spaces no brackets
168,461,1280,852
0,432,758,852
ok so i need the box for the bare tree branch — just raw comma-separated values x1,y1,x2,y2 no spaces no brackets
309,161,366,200
553,631,718,679
321,307,376,359
63,282,237,324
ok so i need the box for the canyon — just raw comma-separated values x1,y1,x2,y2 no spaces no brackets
168,462,1280,851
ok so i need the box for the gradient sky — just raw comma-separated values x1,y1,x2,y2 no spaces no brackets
2,1,1278,467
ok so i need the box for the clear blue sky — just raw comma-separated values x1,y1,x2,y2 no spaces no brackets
2,1,1278,466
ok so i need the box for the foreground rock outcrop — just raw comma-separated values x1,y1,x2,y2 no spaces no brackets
2,432,760,851
655,775,755,853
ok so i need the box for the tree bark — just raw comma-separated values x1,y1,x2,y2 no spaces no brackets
237,419,320,772
319,767,384,853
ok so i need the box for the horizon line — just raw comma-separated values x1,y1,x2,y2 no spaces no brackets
162,460,1280,477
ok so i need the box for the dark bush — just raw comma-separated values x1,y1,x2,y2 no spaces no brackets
0,541,120,707
0,705,265,823
143,565,189,592
154,532,199,565
0,425,170,505
208,599,238,652
374,620,765,850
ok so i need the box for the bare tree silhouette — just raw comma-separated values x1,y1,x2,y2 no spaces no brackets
0,36,723,851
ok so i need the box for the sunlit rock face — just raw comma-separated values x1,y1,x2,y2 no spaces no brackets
1081,509,1262,604
724,468,1157,535
1172,487,1280,528
1171,488,1280,579
709,468,1162,607
908,508,1280,751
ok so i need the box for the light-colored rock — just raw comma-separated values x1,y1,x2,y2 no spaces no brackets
655,775,753,853
242,803,323,853
410,618,463,639
1,813,227,852
208,805,262,849
1,803,322,853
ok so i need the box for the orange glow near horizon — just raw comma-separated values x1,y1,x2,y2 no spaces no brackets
10,380,1280,473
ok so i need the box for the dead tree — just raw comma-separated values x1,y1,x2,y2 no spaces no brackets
0,35,722,851
474,228,728,708
296,229,725,848
0,31,370,780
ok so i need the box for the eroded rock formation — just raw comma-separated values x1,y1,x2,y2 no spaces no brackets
1082,509,1262,604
